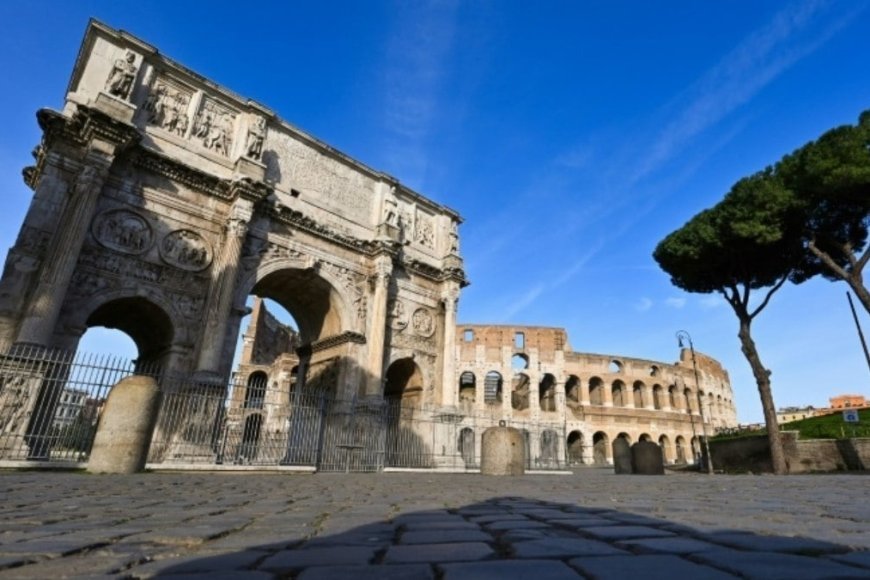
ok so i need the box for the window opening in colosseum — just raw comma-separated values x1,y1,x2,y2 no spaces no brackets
675,436,687,463
650,365,660,377
659,434,672,463
611,380,626,407
514,332,525,349
565,376,580,404
244,371,267,409
463,329,474,342
458,427,475,467
589,377,604,405
608,360,623,373
238,413,263,463
384,358,423,408
540,429,558,467
511,353,529,371
484,371,502,404
592,432,609,465
633,381,645,407
459,372,476,406
511,373,530,411
539,374,557,412
668,385,678,408
640,433,652,442
567,431,584,464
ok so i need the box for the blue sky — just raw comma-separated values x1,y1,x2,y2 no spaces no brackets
1,1,868,423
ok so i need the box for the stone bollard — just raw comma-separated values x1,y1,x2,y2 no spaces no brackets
612,437,632,474
480,425,525,475
631,441,665,475
88,375,161,474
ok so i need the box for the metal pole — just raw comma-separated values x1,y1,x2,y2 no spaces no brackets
846,292,870,377
676,330,714,474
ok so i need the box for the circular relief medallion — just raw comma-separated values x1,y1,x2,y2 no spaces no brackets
159,229,213,272
91,209,153,255
411,307,435,337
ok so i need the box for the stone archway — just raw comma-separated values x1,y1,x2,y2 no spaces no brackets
567,430,584,464
592,431,609,465
384,357,424,407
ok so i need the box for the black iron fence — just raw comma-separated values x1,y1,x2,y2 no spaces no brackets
0,346,569,471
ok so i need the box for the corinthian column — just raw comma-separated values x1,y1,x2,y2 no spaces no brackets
16,158,111,346
366,252,393,396
195,200,253,376
440,285,459,407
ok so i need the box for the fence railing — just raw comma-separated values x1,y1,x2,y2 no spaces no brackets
0,345,570,471
0,343,159,462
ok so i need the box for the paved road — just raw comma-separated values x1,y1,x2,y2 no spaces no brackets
1,468,869,578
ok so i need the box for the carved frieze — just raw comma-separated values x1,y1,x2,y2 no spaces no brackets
318,260,368,325
144,79,192,136
415,212,435,249
76,246,208,292
160,230,213,272
92,209,153,255
193,98,236,157
411,307,435,337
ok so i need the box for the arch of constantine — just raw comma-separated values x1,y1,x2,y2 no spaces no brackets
0,21,737,470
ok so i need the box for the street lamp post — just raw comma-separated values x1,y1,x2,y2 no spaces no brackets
676,330,714,474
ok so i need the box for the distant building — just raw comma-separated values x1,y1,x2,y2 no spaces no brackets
776,406,816,424
829,394,867,409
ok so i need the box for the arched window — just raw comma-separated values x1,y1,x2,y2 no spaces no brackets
589,377,604,406
539,374,556,412
612,380,626,407
484,371,503,405
245,371,267,409
459,371,476,405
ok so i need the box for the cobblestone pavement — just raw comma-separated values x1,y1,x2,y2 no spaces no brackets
1,469,869,578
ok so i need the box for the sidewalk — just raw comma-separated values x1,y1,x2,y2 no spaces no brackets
0,469,868,578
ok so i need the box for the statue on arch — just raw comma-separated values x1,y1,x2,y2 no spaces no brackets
105,51,138,100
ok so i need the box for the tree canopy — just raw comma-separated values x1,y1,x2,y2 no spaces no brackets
654,170,803,475
778,110,870,311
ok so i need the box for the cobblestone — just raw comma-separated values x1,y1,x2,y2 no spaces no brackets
0,469,868,578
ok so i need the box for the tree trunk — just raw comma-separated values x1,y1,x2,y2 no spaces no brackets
737,316,788,475
847,274,870,316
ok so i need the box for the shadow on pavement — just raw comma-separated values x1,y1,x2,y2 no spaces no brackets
134,496,870,579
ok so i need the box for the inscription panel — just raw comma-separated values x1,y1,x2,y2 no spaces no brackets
264,131,375,226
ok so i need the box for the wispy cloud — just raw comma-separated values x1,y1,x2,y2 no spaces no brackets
666,297,687,309
635,297,653,312
381,0,459,189
503,284,546,320
631,0,861,183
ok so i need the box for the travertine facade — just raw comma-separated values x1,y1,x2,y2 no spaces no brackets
454,325,737,464
0,20,465,404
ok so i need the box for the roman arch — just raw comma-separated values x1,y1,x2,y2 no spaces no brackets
0,21,466,408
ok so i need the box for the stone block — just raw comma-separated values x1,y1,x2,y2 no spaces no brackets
382,542,494,563
570,554,736,580
87,375,160,474
693,549,868,578
612,437,632,474
92,91,136,123
631,440,665,474
480,426,525,475
440,560,582,579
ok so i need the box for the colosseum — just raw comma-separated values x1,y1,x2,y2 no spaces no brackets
228,299,737,469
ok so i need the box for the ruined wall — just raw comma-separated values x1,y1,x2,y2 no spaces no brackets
453,324,737,465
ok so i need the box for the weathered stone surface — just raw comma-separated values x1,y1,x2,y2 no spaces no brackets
480,426,525,475
612,437,632,474
631,440,665,475
88,375,161,474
